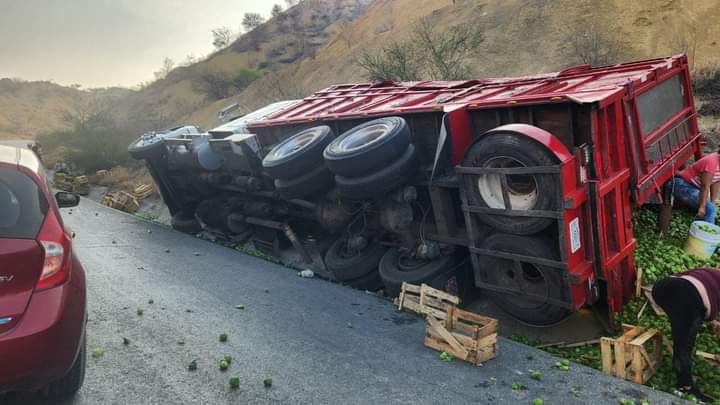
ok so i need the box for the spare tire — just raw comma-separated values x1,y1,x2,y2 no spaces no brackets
274,165,334,199
325,238,386,282
478,232,571,326
335,144,418,200
171,210,201,234
263,126,334,180
379,248,460,297
462,131,559,235
324,117,410,177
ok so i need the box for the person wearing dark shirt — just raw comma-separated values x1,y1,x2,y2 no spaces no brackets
652,268,720,402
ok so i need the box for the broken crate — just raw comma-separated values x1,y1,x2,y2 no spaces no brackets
397,282,498,366
600,324,662,384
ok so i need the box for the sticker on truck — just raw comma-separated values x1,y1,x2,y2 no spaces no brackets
569,217,581,253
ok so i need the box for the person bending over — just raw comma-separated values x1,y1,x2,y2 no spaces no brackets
652,268,720,402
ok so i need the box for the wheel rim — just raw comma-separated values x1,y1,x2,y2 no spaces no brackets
476,156,538,210
494,262,549,310
337,123,389,152
271,130,319,159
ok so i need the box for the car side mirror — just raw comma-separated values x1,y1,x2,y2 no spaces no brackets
55,192,80,208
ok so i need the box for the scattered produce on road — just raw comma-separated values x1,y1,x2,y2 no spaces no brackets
188,360,198,371
530,371,541,380
219,360,229,371
439,351,453,362
511,382,526,391
137,309,144,316
177,340,185,346
346,322,353,329
533,398,544,405
223,355,232,364
219,333,228,342
229,376,240,389
91,348,105,358
148,299,154,304
263,377,272,388
235,304,245,310
122,337,130,345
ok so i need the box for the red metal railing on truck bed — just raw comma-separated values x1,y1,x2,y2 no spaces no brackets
249,55,692,128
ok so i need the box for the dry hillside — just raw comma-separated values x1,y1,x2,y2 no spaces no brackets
186,0,720,130
1,0,718,141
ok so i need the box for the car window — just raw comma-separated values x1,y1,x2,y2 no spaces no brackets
0,167,48,239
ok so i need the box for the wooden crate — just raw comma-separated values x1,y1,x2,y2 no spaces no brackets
133,184,154,200
396,282,460,320
601,324,662,384
424,305,498,366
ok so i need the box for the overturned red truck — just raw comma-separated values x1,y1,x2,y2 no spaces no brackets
129,55,701,327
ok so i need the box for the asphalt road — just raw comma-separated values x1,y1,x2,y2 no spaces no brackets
2,198,685,404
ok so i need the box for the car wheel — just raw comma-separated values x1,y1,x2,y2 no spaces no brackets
325,238,386,282
171,210,201,234
346,270,383,291
462,131,559,235
128,132,167,160
379,248,460,297
262,125,334,180
274,165,334,199
335,144,419,200
478,232,571,326
45,332,86,399
324,116,410,177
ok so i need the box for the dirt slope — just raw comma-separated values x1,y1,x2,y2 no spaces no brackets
1,0,718,140
184,0,720,130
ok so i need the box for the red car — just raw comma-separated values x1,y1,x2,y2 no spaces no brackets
0,145,86,399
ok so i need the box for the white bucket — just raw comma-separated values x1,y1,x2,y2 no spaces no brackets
684,220,720,258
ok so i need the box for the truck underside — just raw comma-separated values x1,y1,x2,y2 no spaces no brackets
129,55,701,328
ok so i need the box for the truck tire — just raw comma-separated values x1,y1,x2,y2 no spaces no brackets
45,332,85,399
462,132,559,235
274,165,334,199
478,233,571,326
335,145,418,200
263,126,334,180
325,238,386,281
128,133,166,160
379,248,459,297
346,270,383,291
324,117,410,177
195,198,232,231
171,210,201,234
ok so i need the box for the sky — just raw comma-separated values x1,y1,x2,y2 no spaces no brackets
0,0,271,88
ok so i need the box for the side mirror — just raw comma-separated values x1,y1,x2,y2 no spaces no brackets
55,192,80,208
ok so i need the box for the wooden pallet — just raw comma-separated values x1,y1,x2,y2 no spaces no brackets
101,191,139,213
424,305,498,366
601,324,662,384
133,184,154,200
396,282,460,320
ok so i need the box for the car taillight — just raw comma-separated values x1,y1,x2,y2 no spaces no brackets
36,211,71,291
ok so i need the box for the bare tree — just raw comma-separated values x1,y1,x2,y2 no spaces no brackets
271,4,283,18
153,57,175,80
194,69,233,100
242,13,266,32
412,18,483,80
356,19,482,81
561,19,631,66
212,27,234,50
357,42,422,81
